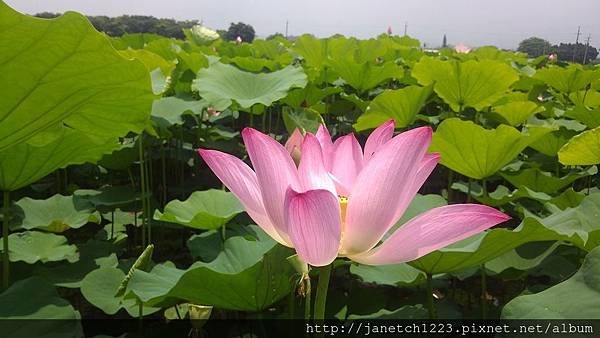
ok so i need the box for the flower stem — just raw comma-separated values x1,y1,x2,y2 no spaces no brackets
426,273,437,319
481,265,488,319
138,134,147,248
304,275,311,320
2,190,9,290
313,264,332,320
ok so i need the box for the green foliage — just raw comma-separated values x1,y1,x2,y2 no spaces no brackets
430,118,549,179
154,190,244,230
412,57,519,112
192,62,307,110
558,126,600,165
517,37,552,58
502,246,600,318
223,22,256,43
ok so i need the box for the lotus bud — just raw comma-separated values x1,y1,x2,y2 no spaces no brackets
284,128,304,166
387,26,392,35
454,43,471,54
189,24,219,45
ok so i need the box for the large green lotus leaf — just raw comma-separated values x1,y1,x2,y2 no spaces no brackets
534,66,600,94
224,56,280,72
0,277,82,337
0,4,154,151
291,34,328,73
1,231,78,264
430,118,550,179
350,263,425,287
0,128,120,191
485,242,561,276
354,85,433,131
282,108,324,134
412,57,518,112
558,126,600,165
492,101,544,126
328,59,404,93
452,182,552,207
151,96,207,126
73,186,141,211
127,225,295,311
98,141,138,171
35,239,120,288
500,167,597,194
110,33,164,50
13,194,100,232
528,193,600,251
408,218,568,275
119,48,175,94
192,62,307,110
502,246,600,319
547,188,586,210
154,189,244,230
529,128,579,156
281,84,342,108
565,106,600,129
569,90,600,107
80,267,159,317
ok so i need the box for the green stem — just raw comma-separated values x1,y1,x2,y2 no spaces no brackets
313,264,332,320
110,211,115,240
304,275,312,320
481,265,488,319
161,142,167,206
138,135,147,248
426,273,437,319
467,178,472,203
482,178,488,198
2,191,9,290
145,143,152,245
447,170,455,204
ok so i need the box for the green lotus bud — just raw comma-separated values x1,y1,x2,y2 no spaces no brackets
190,25,219,45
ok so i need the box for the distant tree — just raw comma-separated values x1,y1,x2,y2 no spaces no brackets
552,42,599,64
442,34,447,48
34,13,198,39
223,22,255,42
266,33,285,40
517,37,552,58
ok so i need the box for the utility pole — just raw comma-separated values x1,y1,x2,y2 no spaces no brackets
573,26,581,62
583,35,591,64
404,21,408,36
285,20,289,39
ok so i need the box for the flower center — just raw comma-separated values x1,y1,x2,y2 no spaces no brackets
339,196,348,251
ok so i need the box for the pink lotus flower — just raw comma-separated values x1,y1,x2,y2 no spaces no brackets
236,36,243,44
454,43,471,54
197,121,510,266
548,53,557,62
387,26,393,35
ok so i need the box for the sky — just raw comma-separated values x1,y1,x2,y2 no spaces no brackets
4,0,599,49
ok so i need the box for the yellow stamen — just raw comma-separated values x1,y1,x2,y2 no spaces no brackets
339,196,348,249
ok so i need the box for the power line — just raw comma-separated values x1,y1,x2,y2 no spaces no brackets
573,25,581,62
583,34,591,64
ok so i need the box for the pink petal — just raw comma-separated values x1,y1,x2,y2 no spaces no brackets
284,128,304,156
298,133,336,194
331,133,363,196
390,153,440,222
242,128,301,235
197,149,291,246
341,127,432,255
349,204,511,265
284,188,342,266
316,125,334,171
363,120,395,162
